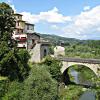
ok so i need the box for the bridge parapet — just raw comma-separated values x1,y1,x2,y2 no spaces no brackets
57,56,100,64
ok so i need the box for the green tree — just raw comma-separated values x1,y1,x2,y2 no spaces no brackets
49,46,54,54
21,64,58,100
43,56,62,82
0,3,30,81
0,2,16,47
0,77,9,99
2,81,22,100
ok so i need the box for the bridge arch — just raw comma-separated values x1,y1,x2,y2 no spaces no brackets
61,62,100,85
61,61,100,76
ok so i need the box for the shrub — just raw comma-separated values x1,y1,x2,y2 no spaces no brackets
21,64,58,100
42,56,62,82
0,77,9,99
2,81,23,100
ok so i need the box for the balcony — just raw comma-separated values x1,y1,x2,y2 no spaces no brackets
13,34,27,41
20,37,27,41
17,42,27,48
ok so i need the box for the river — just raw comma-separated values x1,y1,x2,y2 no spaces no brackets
79,91,96,100
70,68,96,100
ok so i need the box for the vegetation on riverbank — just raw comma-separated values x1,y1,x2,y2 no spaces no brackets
0,2,100,100
59,85,84,100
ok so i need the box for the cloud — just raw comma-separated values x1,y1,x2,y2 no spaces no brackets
7,0,12,3
62,5,100,39
83,6,90,11
51,25,59,30
21,7,71,24
20,5,100,39
4,1,99,40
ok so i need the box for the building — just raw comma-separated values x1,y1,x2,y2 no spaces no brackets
54,46,65,57
13,13,27,49
12,13,50,62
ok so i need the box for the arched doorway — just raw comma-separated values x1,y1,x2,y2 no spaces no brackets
44,49,47,57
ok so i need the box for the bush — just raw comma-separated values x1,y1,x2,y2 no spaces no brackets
59,85,83,100
0,77,9,99
21,64,58,100
42,56,62,82
2,81,23,100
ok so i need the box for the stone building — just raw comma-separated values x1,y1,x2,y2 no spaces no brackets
13,13,28,49
29,41,50,63
54,46,65,57
27,32,40,49
12,13,50,62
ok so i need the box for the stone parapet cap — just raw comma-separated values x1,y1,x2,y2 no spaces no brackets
37,40,51,45
56,56,100,64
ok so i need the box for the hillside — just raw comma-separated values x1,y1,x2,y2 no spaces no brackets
39,33,80,45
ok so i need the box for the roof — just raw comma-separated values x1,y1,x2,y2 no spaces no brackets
39,41,51,45
27,32,40,37
16,20,26,22
25,22,34,26
38,39,51,45
14,13,23,16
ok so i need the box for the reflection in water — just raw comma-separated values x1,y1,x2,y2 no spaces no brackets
70,68,79,84
70,69,96,100
79,91,96,100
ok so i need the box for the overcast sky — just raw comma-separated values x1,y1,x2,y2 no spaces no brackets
1,0,100,40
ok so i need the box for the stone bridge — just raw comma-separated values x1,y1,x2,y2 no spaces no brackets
57,57,100,77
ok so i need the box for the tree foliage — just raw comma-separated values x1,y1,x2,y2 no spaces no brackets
2,81,22,100
65,41,100,59
42,56,62,82
59,85,83,100
0,2,15,38
0,77,9,98
21,64,58,100
0,2,30,81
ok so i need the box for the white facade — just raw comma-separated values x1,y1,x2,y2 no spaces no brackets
13,34,27,40
17,42,27,48
54,46,65,57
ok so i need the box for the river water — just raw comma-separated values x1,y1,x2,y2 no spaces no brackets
70,69,96,100
79,91,96,100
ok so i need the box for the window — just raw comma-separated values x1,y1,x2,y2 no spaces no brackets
18,16,19,19
32,39,35,44
21,30,23,33
27,25,29,30
17,22,19,26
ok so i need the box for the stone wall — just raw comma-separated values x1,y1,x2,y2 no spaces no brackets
40,44,49,59
27,33,40,49
29,43,49,63
29,43,41,63
61,61,100,76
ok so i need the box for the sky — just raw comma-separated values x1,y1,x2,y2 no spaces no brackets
1,0,100,40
